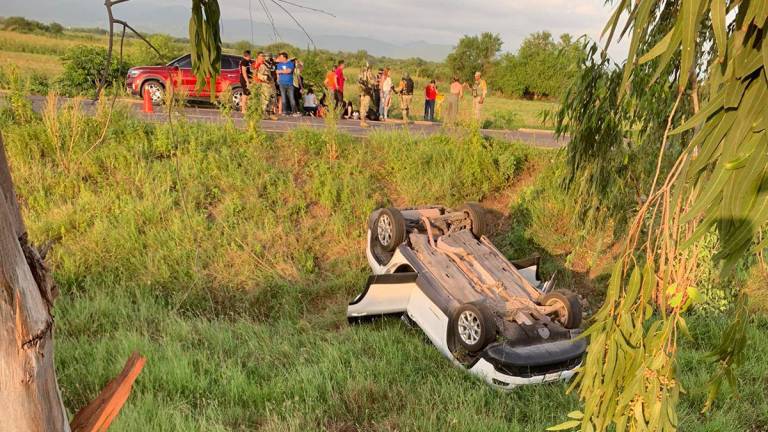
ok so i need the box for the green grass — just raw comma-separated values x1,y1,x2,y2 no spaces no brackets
1,90,765,431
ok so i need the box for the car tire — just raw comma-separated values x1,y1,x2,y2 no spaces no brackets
141,80,165,106
231,86,243,110
374,207,406,252
539,289,582,329
461,202,488,238
452,301,497,353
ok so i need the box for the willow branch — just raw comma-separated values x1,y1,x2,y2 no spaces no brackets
274,0,335,17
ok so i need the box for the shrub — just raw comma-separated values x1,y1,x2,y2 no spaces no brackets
481,110,520,130
58,45,131,96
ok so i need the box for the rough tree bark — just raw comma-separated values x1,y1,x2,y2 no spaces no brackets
0,132,70,432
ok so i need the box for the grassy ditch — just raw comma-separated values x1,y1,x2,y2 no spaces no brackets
0,96,765,431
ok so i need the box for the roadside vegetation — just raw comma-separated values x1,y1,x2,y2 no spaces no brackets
0,70,765,429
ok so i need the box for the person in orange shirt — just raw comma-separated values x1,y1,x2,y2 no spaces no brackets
324,65,337,102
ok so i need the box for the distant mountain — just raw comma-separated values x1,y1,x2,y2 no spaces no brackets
0,2,452,61
216,18,451,61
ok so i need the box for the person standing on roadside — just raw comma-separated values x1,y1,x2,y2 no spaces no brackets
424,79,438,121
358,62,375,128
324,64,337,103
471,71,488,119
379,67,392,121
293,59,304,115
253,51,278,120
333,59,346,110
238,50,252,113
444,76,463,124
395,72,414,123
276,52,299,116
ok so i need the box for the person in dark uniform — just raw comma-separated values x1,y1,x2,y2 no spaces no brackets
238,50,252,113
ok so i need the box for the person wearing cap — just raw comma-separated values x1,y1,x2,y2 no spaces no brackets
395,72,415,123
358,62,375,128
471,71,488,119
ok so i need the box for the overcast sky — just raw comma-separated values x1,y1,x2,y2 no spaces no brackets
0,0,627,59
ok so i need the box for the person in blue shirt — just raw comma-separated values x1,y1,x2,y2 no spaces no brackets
276,52,299,116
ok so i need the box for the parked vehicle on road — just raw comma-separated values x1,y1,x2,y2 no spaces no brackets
125,54,244,108
348,204,586,389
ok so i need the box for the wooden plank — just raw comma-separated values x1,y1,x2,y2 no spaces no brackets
70,352,146,432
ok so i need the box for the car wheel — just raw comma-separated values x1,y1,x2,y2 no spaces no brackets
452,301,497,353
374,207,406,252
461,202,488,238
539,289,582,329
142,80,165,106
231,87,243,110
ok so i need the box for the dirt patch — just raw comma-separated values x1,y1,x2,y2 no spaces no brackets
481,157,544,236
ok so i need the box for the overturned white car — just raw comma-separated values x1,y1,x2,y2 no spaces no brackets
348,204,586,389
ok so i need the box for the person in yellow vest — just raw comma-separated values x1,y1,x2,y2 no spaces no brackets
471,71,488,119
358,62,375,128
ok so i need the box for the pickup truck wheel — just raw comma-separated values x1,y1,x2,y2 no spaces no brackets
142,80,165,106
461,202,488,238
540,289,582,329
374,207,406,252
231,87,243,110
452,301,497,353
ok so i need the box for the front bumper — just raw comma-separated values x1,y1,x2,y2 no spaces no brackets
469,357,578,388
126,76,139,96
468,338,586,389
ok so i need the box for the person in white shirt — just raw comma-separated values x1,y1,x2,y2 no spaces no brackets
379,67,393,121
303,88,318,116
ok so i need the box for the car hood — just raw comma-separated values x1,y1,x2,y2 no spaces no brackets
129,65,170,73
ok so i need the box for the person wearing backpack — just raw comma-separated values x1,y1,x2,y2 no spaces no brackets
395,72,415,123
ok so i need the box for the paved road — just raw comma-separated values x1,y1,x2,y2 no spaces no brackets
17,94,567,148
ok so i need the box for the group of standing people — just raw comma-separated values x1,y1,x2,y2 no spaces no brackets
238,49,489,126
239,50,320,119
442,72,488,123
349,67,488,127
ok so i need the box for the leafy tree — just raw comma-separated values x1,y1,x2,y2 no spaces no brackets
1,16,64,34
59,45,130,96
550,0,768,430
492,32,583,99
446,32,502,82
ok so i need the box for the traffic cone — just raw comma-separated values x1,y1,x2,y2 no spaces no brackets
142,87,153,113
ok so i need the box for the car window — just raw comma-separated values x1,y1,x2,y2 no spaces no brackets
173,55,192,68
222,56,241,70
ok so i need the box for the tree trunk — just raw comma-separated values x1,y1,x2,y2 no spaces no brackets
0,132,70,432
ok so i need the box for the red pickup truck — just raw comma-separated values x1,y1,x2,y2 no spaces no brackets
126,53,245,108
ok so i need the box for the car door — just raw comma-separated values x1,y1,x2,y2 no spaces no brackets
217,56,241,94
169,55,200,96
